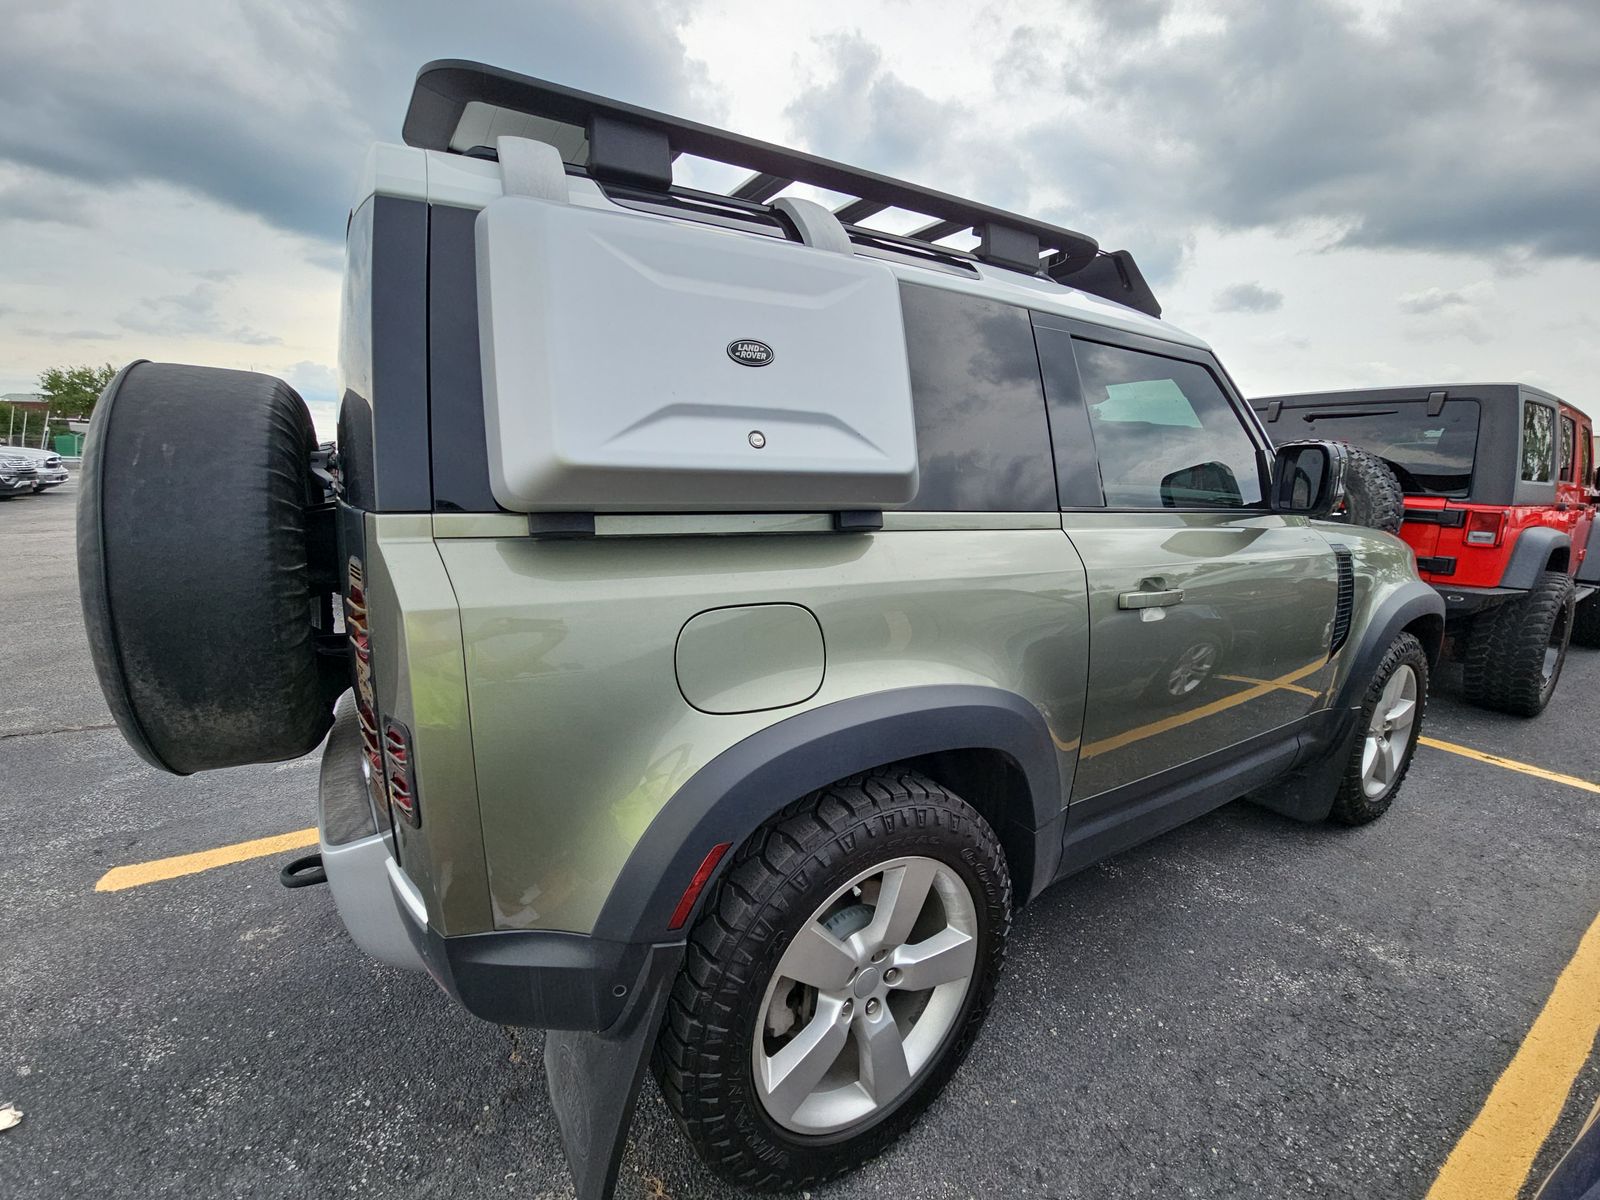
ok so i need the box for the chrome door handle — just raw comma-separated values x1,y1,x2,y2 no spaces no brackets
1118,588,1185,610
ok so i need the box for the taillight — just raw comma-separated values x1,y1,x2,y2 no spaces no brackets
345,558,388,812
1464,510,1505,547
382,718,420,827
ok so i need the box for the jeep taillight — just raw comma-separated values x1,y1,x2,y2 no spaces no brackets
1464,511,1504,547
383,718,420,827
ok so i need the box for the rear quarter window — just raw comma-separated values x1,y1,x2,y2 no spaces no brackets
1522,402,1555,483
898,283,1057,512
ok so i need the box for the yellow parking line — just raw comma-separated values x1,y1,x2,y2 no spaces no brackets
95,827,318,892
1419,736,1600,795
1426,909,1600,1199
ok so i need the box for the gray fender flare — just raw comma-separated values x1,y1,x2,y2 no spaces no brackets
590,685,1061,944
1256,581,1442,824
1333,581,1444,715
1499,526,1571,590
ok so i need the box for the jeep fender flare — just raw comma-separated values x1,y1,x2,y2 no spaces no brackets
1499,526,1571,590
590,685,1061,944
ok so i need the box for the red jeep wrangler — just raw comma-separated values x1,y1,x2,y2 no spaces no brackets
1255,384,1598,716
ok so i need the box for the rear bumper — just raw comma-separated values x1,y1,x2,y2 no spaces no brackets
318,693,674,1031
401,914,679,1032
321,828,424,971
317,697,426,971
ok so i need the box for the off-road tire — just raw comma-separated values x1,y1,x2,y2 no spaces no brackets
1571,592,1600,649
653,770,1010,1192
1329,632,1429,825
1460,570,1575,716
1336,445,1405,534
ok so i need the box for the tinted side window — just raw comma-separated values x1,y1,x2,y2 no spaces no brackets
1559,415,1577,483
1073,341,1264,508
899,283,1057,511
1522,402,1555,482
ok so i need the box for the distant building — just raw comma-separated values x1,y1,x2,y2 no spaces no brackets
2,393,56,449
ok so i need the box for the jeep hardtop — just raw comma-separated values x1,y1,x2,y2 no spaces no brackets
78,60,1442,1198
1256,385,1598,715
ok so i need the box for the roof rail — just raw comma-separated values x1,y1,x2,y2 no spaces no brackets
404,60,1161,318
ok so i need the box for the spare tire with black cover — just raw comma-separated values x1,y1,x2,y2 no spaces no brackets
1334,445,1405,534
78,361,343,775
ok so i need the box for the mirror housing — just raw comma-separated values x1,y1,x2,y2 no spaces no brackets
1272,440,1348,518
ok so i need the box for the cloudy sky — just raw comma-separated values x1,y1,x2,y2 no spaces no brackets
2,0,1596,434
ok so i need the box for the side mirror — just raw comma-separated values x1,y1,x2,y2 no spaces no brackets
1272,440,1348,518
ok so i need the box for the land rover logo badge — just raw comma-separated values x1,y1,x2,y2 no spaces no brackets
727,339,774,367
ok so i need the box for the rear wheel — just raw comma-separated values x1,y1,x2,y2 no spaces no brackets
1571,592,1600,649
1460,570,1574,716
654,771,1010,1192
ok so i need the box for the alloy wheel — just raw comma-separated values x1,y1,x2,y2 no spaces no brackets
751,856,978,1135
1360,664,1418,799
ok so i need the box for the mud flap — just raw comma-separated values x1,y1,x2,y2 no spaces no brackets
544,944,683,1200
1246,708,1358,822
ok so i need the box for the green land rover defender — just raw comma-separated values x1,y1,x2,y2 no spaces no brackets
77,61,1443,1199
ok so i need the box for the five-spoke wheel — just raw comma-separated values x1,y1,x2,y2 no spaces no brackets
753,856,978,1133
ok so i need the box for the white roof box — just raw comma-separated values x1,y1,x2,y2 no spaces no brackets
475,190,917,512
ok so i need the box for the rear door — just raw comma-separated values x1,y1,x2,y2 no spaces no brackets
1034,316,1338,804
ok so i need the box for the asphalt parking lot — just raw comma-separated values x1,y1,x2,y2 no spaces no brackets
3,479,1598,1200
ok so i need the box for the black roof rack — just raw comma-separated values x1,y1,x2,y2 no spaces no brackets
404,60,1161,318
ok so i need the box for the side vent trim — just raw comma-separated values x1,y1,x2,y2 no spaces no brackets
1330,545,1355,657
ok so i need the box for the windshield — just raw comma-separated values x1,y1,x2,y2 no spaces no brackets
1270,400,1481,497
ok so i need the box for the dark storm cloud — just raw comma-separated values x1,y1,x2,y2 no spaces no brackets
0,0,706,244
787,0,1600,266
1214,282,1284,313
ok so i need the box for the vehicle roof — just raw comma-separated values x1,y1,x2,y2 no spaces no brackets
1255,383,1575,410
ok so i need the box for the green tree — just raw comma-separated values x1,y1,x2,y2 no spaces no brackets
39,363,117,420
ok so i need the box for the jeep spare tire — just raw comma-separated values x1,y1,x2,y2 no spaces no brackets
1335,445,1405,534
78,362,341,775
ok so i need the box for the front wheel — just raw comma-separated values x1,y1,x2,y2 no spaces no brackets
654,771,1010,1192
1329,631,1429,825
